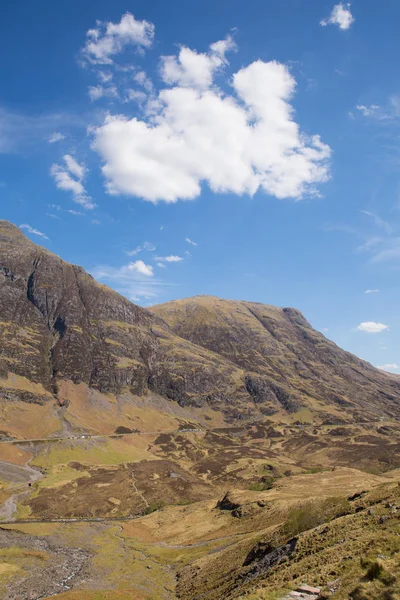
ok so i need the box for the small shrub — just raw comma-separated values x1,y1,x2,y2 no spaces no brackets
361,558,397,586
144,501,165,515
365,560,384,581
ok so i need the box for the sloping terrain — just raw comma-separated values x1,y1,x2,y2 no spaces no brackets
1,220,400,599
0,221,248,430
151,296,400,421
1,219,400,437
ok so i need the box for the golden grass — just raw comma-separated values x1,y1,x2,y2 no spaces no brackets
0,397,60,440
32,437,157,471
1,522,61,535
0,373,52,397
0,442,33,465
50,592,147,599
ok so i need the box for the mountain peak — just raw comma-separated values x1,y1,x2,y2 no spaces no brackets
0,220,28,241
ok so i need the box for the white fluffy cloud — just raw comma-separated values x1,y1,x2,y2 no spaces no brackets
160,35,236,90
20,224,49,239
50,154,95,210
92,44,331,203
356,322,389,334
321,3,355,30
156,255,184,262
127,260,153,276
82,13,155,65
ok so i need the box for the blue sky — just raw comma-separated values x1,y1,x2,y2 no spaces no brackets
1,0,400,372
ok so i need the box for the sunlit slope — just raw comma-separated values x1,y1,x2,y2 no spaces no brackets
151,295,400,420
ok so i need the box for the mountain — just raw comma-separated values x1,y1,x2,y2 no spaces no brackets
150,296,400,421
0,219,399,436
0,221,245,420
2,221,400,600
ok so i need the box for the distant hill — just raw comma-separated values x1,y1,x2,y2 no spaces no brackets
0,220,399,435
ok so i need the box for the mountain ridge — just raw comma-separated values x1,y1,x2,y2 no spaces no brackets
0,220,399,435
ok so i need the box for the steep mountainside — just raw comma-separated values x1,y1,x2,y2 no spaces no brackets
150,296,400,420
0,221,246,416
0,220,399,428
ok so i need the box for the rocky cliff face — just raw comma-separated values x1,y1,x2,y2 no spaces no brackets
0,221,244,411
1,220,399,423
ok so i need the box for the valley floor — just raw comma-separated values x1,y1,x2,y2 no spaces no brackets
1,416,400,600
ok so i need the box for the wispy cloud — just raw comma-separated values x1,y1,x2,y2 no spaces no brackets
364,289,380,294
126,241,156,256
185,237,198,246
356,105,379,118
360,210,392,234
377,363,400,372
90,259,172,301
155,255,184,263
329,209,400,267
48,132,65,143
353,96,400,122
50,154,95,210
0,107,82,154
88,84,118,102
359,235,400,264
356,322,389,334
20,224,49,240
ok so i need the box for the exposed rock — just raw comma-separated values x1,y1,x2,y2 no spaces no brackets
242,537,298,582
215,491,241,511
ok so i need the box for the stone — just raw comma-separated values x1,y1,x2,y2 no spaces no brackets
296,584,321,595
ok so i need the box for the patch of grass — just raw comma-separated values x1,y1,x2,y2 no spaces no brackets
0,547,48,561
282,496,351,538
144,501,165,515
249,477,275,492
49,592,147,600
32,438,154,471
14,503,32,520
1,523,60,535
38,464,90,489
303,466,327,475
